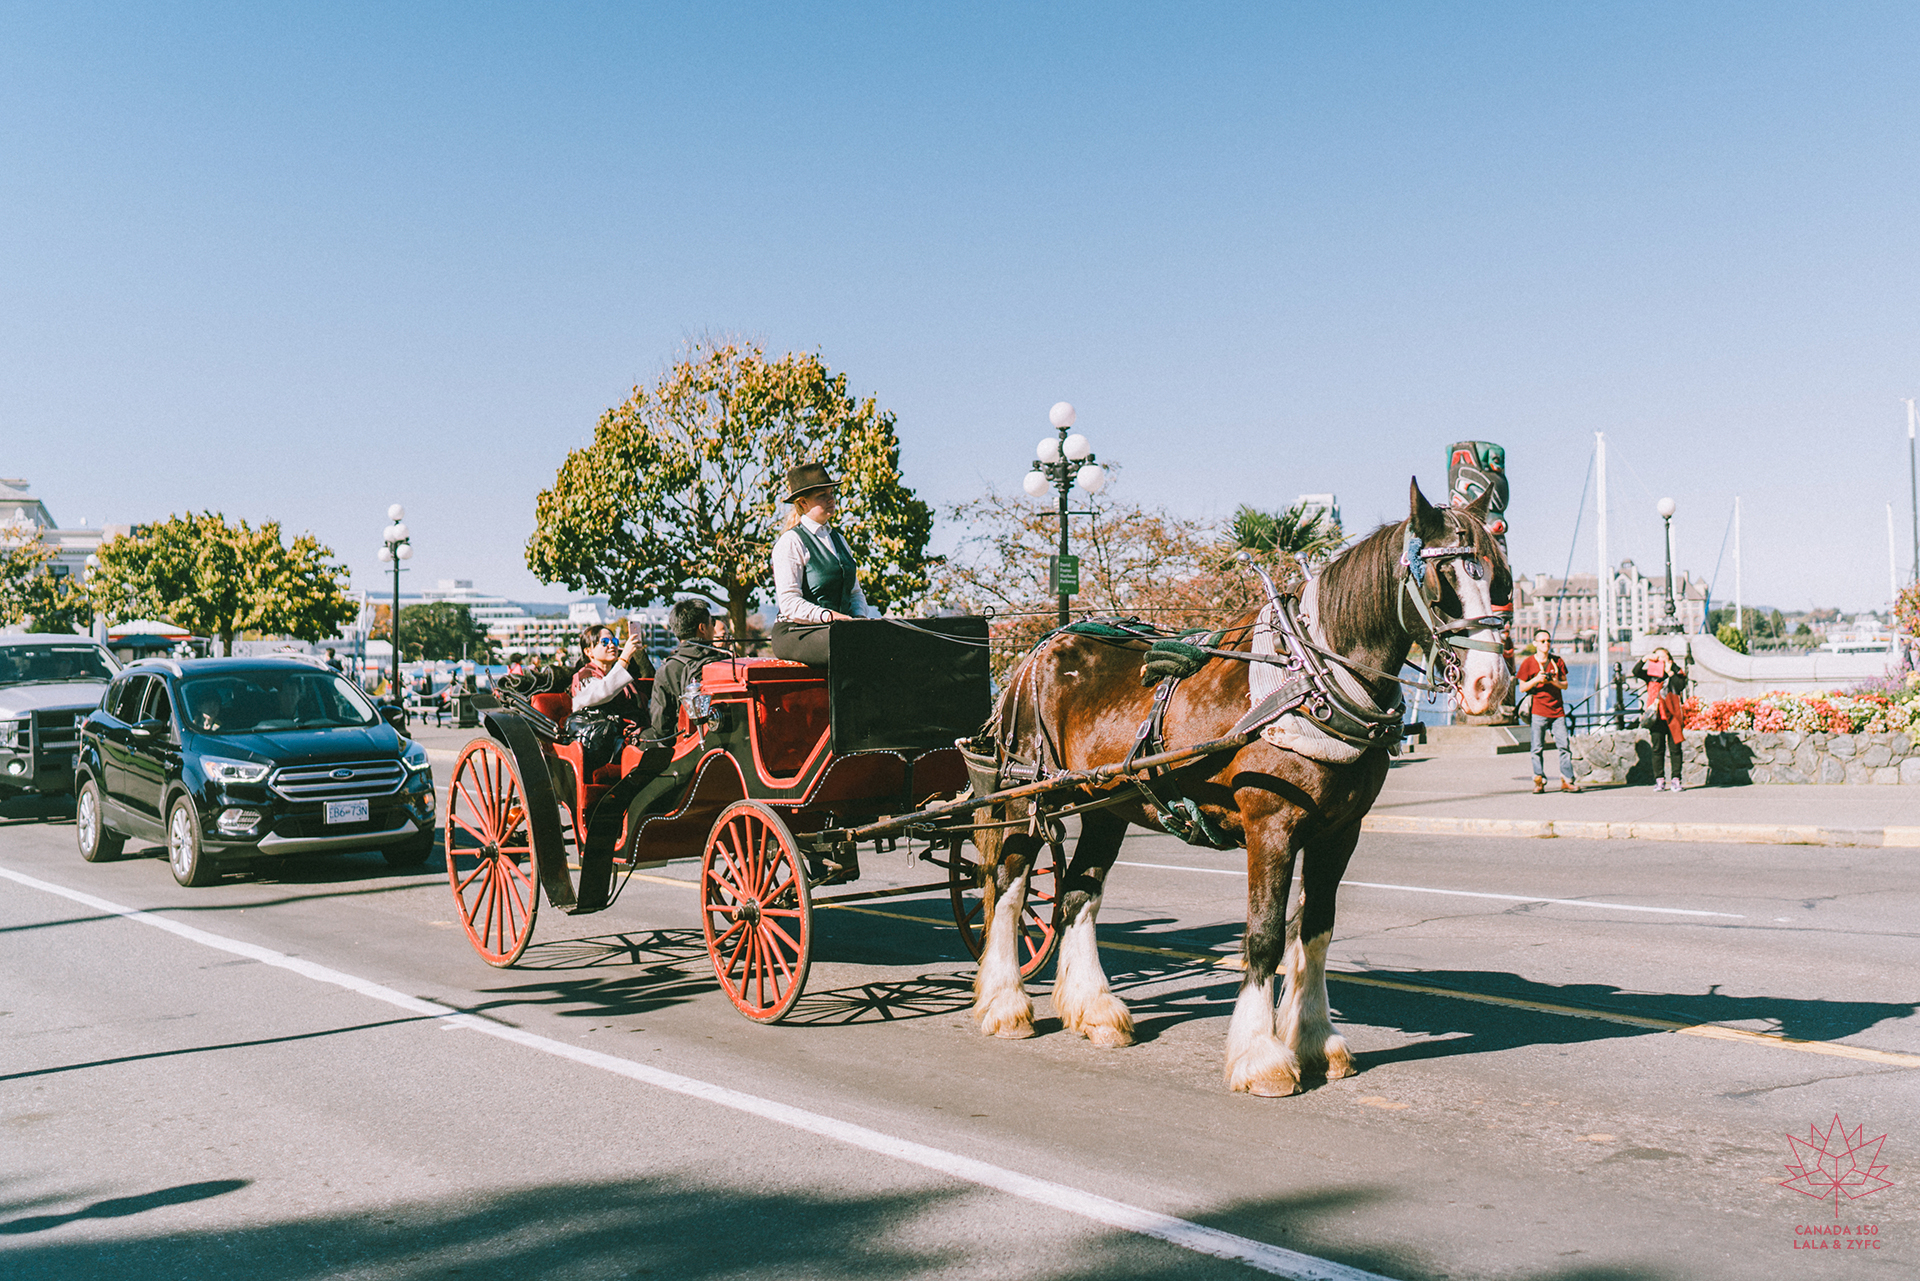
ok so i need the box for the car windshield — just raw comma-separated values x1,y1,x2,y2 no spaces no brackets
180,671,379,734
0,644,117,686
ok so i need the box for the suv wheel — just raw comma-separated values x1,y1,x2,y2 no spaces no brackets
382,830,435,868
167,796,216,887
76,778,126,863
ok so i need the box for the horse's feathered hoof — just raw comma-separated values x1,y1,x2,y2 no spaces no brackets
1225,1039,1302,1096
974,990,1036,1039
1319,1035,1357,1080
1062,993,1135,1048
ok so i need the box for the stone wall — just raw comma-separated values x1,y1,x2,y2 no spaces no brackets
1569,728,1920,787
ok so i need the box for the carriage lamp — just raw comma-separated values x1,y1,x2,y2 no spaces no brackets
380,505,413,696
1025,401,1110,625
1657,497,1678,628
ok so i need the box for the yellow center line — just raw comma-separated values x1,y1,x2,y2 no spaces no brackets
627,874,1920,1068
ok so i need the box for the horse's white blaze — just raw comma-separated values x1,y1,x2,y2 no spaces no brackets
1223,972,1300,1095
1277,930,1352,1077
1448,558,1509,715
1052,894,1133,1048
972,862,1035,1038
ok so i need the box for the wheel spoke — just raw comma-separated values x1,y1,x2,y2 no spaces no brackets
455,859,488,893
761,926,795,990
761,917,802,958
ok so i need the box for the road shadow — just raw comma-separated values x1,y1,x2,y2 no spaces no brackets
0,1171,1695,1281
1333,970,1920,1070
783,973,975,1026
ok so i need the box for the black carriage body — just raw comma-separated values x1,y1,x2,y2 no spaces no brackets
621,617,988,852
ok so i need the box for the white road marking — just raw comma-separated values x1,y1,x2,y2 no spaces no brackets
1114,861,1742,918
0,865,1393,1281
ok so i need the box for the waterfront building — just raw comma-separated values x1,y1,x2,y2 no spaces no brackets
1512,560,1706,648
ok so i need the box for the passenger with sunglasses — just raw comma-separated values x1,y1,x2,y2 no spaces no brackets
569,624,652,772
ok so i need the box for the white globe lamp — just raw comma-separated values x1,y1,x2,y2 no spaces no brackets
1063,433,1091,461
1049,402,1076,429
1036,437,1061,465
1022,470,1050,498
1076,463,1106,493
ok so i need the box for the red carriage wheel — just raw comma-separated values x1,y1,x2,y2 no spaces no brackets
701,801,812,1023
445,738,540,967
950,832,1061,978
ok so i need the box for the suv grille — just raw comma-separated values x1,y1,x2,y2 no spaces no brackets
271,759,406,801
31,710,82,768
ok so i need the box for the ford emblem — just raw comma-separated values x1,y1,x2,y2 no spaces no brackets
330,768,354,780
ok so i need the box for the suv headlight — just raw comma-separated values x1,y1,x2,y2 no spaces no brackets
0,719,24,749
203,756,271,784
401,743,433,775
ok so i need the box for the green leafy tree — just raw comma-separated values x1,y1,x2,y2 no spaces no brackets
373,601,489,662
0,527,91,634
1715,623,1748,654
526,339,936,635
89,513,354,655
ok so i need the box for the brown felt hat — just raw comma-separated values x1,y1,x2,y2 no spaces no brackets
782,462,840,502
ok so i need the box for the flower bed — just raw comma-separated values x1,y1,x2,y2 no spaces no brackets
1688,671,1920,736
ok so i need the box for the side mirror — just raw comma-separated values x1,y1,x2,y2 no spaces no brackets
130,718,168,741
380,705,409,735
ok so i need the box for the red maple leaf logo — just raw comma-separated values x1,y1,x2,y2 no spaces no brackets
1782,1114,1893,1218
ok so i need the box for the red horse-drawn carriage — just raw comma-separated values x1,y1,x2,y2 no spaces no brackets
442,617,1063,1021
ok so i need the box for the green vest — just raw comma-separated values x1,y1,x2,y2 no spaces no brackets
796,523,856,616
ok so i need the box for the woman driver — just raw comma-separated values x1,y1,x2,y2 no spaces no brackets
769,462,875,665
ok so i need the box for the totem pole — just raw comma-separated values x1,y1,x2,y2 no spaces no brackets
1447,441,1516,724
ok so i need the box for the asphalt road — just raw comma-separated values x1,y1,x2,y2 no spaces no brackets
2,768,1916,1281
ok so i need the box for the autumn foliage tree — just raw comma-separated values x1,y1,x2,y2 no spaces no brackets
525,340,936,636
926,482,1301,678
89,513,354,655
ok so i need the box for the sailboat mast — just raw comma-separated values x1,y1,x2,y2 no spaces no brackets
1595,432,1609,722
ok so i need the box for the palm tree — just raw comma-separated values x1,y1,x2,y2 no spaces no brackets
1225,502,1345,567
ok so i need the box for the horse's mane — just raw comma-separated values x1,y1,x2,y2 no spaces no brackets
1316,506,1508,657
1315,520,1407,656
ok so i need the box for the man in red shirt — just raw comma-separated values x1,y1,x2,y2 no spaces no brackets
1516,627,1579,793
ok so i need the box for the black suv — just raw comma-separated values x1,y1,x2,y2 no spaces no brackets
74,657,436,885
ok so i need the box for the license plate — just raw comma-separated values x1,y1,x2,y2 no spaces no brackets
325,798,370,825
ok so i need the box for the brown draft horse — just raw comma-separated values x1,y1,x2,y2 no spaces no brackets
971,480,1512,1095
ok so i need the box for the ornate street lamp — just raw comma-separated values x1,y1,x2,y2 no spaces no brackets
1023,401,1108,625
1657,496,1678,631
377,504,412,696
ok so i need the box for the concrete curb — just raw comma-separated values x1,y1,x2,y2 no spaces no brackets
1363,814,1920,848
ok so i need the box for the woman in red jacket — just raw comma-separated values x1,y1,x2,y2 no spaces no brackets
1632,647,1689,791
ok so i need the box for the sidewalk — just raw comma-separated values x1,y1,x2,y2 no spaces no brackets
410,724,1917,849
1373,747,1920,848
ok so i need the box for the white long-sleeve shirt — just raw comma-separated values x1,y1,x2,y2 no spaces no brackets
571,662,636,713
772,515,874,623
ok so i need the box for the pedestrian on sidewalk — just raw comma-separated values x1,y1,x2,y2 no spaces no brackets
1633,647,1689,791
1517,628,1578,793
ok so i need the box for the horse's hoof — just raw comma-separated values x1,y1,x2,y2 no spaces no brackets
1321,1036,1357,1079
974,992,1035,1040
1226,1040,1301,1096
1084,1021,1134,1049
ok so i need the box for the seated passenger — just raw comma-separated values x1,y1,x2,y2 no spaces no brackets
569,624,653,773
648,599,720,743
769,461,878,666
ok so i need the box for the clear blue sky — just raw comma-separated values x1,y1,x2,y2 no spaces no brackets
5,3,1917,614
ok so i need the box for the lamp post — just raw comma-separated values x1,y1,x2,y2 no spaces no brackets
377,505,412,697
1657,496,1678,631
1023,401,1108,625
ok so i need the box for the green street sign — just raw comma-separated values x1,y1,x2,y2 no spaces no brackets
1049,553,1080,596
